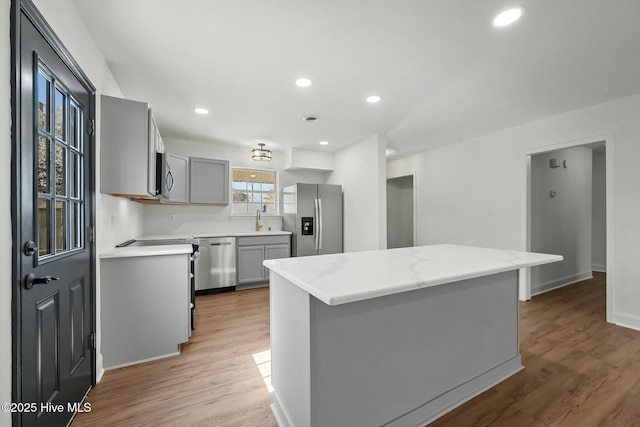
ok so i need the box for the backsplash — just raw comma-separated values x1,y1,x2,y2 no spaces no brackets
141,204,283,236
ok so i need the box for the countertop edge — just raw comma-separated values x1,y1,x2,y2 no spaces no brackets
263,247,562,306
137,231,292,240
101,244,193,259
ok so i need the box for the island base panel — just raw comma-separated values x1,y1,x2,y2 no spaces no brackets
270,270,522,427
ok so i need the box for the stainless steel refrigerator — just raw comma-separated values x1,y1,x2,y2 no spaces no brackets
282,183,343,257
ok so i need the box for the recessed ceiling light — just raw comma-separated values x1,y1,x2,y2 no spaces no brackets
194,107,209,115
366,95,381,103
493,7,523,27
319,141,329,146
386,148,398,157
296,78,312,87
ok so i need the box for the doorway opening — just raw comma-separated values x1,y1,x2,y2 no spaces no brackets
522,136,613,323
387,174,416,249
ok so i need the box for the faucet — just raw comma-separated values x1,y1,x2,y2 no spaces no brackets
255,209,263,231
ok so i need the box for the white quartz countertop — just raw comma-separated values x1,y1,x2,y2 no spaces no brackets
100,244,193,259
137,231,292,240
263,244,563,306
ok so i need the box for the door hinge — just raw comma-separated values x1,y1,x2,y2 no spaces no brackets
88,227,95,243
89,333,96,350
88,118,95,136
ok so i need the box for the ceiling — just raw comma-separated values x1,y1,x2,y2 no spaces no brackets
70,0,640,157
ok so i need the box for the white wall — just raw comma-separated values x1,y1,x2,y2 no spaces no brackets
1,1,13,424
31,0,143,380
142,137,329,235
285,147,334,171
530,147,593,294
328,134,386,252
387,92,640,330
592,150,607,271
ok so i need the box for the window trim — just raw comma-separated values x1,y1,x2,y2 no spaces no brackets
229,166,279,216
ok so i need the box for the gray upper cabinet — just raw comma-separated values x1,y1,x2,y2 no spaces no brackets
189,157,229,205
166,153,189,204
100,95,161,199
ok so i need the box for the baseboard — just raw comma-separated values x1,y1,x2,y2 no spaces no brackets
270,357,524,427
104,350,180,371
270,394,291,427
388,356,524,427
591,264,607,272
96,353,105,383
613,312,640,332
532,271,593,296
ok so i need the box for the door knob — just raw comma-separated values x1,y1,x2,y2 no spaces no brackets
23,241,38,256
24,273,59,290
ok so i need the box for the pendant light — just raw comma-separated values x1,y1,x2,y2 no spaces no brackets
251,143,272,161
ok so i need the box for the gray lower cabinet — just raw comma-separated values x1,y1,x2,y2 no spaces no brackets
101,253,190,369
237,235,291,286
237,245,267,284
189,157,229,205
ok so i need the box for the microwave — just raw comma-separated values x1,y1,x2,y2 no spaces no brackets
156,152,174,199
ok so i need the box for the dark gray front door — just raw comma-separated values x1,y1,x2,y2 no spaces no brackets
16,6,95,426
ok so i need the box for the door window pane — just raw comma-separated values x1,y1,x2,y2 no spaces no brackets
55,88,66,141
70,102,79,149
37,72,51,132
55,144,67,196
38,198,51,256
55,200,67,252
70,202,81,249
70,152,79,198
36,60,85,259
38,136,50,194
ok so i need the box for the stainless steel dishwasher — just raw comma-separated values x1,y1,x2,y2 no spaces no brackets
195,237,237,292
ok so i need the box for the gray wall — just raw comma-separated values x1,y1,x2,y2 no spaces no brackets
530,147,593,294
592,149,607,271
387,175,414,249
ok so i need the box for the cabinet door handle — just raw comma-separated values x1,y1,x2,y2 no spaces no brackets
166,170,174,192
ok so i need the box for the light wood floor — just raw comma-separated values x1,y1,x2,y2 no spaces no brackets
72,288,277,427
431,272,640,427
73,272,640,426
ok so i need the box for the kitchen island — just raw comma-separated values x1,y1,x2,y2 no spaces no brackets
263,244,562,427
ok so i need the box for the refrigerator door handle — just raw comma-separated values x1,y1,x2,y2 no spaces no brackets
314,198,320,250
318,198,323,250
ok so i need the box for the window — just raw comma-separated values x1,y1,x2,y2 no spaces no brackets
231,167,278,214
36,64,84,259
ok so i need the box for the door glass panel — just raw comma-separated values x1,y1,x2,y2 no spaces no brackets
38,136,50,194
38,198,51,256
36,61,85,259
55,200,67,252
37,72,51,132
55,88,66,141
55,144,66,196
70,102,79,149
69,152,79,198
70,202,81,249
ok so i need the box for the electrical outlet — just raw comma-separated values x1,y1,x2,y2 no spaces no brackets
168,214,175,223
213,215,221,221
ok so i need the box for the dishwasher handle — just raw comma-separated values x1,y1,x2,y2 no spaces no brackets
210,242,233,246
